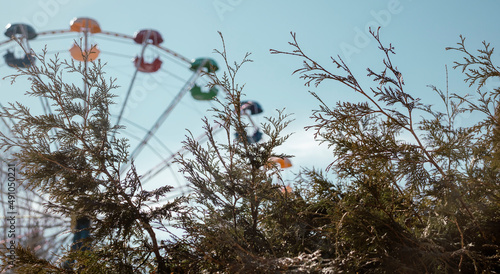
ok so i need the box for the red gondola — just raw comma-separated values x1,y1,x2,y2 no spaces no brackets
133,56,162,73
133,29,163,45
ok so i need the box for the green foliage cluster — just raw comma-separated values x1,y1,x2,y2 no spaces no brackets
0,46,182,273
0,30,499,273
266,30,500,272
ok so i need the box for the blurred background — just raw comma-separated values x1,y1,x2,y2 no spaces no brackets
0,0,499,255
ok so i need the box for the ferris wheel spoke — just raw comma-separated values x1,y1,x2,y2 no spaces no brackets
141,123,224,184
114,68,141,131
33,34,78,43
108,116,186,194
118,126,172,162
12,219,67,228
0,186,52,211
98,50,134,59
113,30,156,135
156,50,191,69
121,68,204,174
159,66,191,84
156,44,191,64
116,115,174,156
0,199,54,218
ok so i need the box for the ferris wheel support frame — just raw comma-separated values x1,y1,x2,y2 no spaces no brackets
114,30,153,131
120,60,208,174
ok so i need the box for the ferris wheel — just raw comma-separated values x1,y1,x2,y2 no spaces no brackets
0,17,269,262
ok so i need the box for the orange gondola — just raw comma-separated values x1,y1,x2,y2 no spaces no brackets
269,157,292,169
69,17,101,34
68,18,101,62
69,44,100,62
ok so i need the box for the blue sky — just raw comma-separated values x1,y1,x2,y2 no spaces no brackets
1,0,499,194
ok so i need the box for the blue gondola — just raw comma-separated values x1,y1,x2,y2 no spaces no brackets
72,216,91,251
235,129,262,144
241,101,263,115
4,50,35,68
4,23,37,39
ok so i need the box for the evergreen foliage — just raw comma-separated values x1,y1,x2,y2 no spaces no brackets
269,29,500,272
170,33,298,272
0,29,499,273
0,45,182,273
